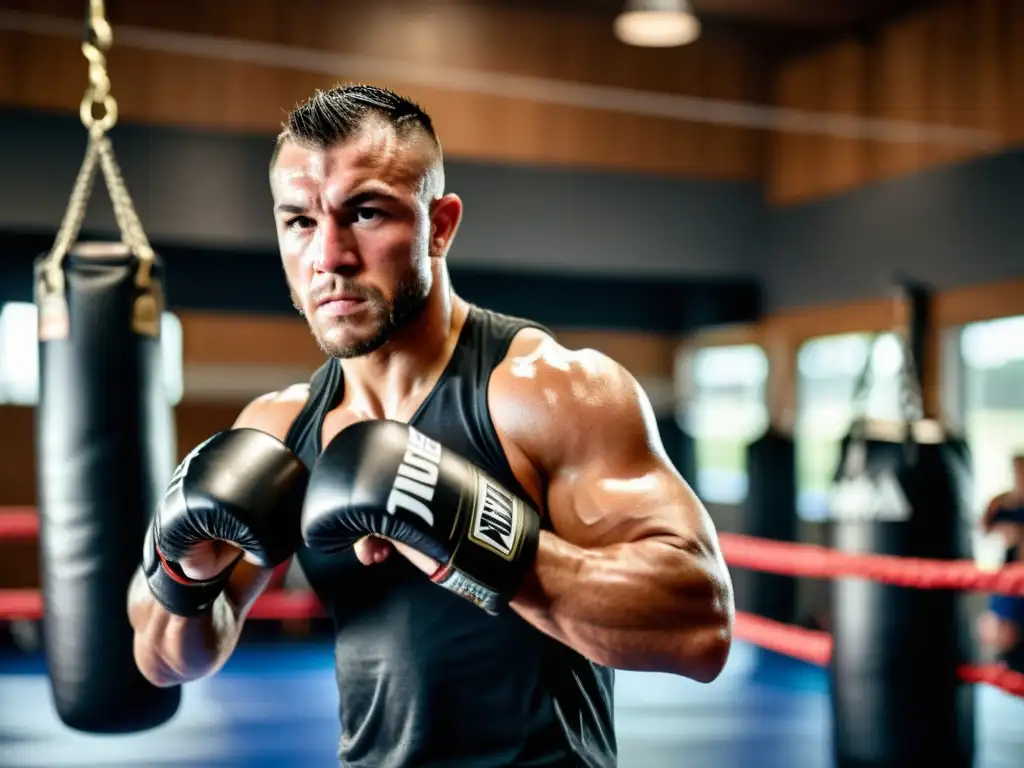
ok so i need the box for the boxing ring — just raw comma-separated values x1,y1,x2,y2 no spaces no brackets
2,3,1022,765
2,507,1024,767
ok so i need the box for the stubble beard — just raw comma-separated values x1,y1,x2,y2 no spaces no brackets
294,269,430,360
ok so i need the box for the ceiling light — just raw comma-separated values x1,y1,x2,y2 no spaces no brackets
614,0,701,48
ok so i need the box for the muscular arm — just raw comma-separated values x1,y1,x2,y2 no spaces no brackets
128,552,271,687
128,388,306,687
492,336,734,682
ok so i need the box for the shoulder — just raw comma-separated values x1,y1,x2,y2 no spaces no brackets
232,383,311,442
497,329,644,409
489,329,658,467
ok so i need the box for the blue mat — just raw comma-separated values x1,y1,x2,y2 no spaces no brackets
1,642,1021,767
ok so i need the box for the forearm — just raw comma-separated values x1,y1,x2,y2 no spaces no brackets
510,531,734,681
127,564,271,686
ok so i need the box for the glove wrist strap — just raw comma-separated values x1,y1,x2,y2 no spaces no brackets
429,488,542,616
142,526,240,618
430,564,505,616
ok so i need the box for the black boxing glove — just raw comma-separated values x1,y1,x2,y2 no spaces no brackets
302,420,541,615
143,428,309,617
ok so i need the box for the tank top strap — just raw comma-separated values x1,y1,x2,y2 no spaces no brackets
410,306,552,508
284,357,342,471
469,307,551,479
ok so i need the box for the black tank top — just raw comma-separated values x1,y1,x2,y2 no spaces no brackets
283,306,617,768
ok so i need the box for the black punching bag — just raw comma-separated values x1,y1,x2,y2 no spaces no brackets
829,283,974,768
34,242,181,732
743,427,797,624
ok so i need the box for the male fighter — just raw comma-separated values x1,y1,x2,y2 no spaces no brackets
129,84,734,767
976,454,1024,669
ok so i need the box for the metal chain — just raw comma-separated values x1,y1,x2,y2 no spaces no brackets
896,327,925,423
96,136,155,285
41,0,154,293
849,333,879,427
848,324,924,432
79,0,118,136
43,135,102,291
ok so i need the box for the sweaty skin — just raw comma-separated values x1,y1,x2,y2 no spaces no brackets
130,315,733,685
129,120,733,686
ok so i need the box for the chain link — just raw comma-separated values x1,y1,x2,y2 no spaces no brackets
80,1,117,135
40,0,155,305
849,310,926,431
896,327,925,423
849,333,879,431
44,135,102,291
96,136,155,285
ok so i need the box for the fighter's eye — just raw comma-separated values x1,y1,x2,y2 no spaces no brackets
286,216,315,231
355,208,384,222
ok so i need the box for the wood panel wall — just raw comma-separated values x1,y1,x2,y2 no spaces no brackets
768,0,1022,204
0,0,765,179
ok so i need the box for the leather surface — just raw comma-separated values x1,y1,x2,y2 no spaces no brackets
33,243,181,733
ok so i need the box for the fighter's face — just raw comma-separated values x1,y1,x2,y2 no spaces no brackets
271,127,434,359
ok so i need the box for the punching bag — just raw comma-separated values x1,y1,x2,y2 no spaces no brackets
34,242,181,732
743,427,797,624
829,282,974,768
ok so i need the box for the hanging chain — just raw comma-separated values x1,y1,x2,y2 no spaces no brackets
845,297,926,447
849,283,929,428
848,332,879,437
80,0,118,137
42,0,115,289
38,0,159,336
896,326,925,423
96,136,155,286
43,137,102,294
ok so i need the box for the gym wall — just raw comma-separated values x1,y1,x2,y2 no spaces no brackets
765,144,1024,311
768,0,1024,205
0,109,765,283
760,0,1024,311
3,0,1024,598
0,1,764,180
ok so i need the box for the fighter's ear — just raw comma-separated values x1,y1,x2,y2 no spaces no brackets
429,193,463,259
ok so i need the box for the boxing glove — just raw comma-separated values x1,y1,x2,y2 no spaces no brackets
143,429,309,617
302,420,541,615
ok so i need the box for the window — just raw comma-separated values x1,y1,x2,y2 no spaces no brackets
796,332,904,520
960,315,1024,513
0,302,183,406
681,344,769,505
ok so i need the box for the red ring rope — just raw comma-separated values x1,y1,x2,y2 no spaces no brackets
2,507,1024,698
7,514,1023,594
733,611,832,666
0,588,326,622
0,510,39,539
732,610,1024,698
719,532,1024,596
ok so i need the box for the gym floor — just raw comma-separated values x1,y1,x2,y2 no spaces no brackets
0,641,1022,767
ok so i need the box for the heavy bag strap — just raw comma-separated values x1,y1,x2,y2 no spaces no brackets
842,287,931,476
843,334,901,476
35,0,160,342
